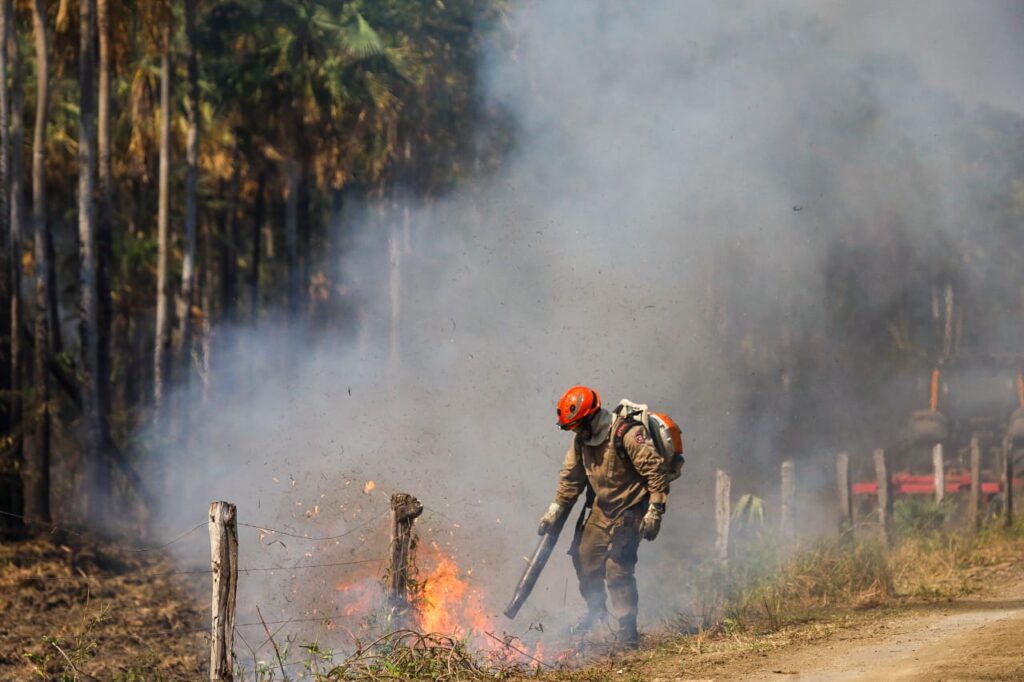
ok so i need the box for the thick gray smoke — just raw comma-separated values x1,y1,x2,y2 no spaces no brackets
155,0,1024,656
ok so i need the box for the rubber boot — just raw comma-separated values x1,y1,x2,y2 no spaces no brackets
570,604,608,636
615,614,639,650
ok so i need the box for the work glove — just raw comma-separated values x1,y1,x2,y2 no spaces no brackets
639,503,664,541
537,502,565,535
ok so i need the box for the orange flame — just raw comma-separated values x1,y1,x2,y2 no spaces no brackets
416,552,494,639
363,480,376,494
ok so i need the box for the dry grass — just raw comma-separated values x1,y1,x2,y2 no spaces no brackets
0,535,205,681
6,506,1024,681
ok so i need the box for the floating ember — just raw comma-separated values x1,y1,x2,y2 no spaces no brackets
362,480,376,495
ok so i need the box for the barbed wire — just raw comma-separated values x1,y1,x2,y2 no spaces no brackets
237,509,388,542
27,556,387,583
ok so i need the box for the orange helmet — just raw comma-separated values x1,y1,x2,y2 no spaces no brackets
557,386,601,430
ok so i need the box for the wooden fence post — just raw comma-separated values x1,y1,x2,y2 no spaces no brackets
386,492,423,624
969,437,981,531
932,443,945,504
780,460,796,546
836,452,853,537
873,449,892,544
715,470,730,563
1004,439,1014,529
209,501,238,682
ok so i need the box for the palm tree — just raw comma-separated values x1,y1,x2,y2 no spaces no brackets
218,1,405,320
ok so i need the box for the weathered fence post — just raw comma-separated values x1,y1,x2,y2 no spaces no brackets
715,470,731,563
969,437,981,531
836,452,853,537
386,492,423,624
780,460,796,546
209,501,238,682
873,449,892,544
932,443,945,504
1004,439,1014,528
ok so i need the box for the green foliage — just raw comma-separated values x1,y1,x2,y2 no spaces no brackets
893,497,957,537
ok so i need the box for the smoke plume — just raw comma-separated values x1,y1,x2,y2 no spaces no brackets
155,0,1024,648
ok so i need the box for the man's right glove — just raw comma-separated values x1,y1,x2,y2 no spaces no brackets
537,502,565,535
639,503,664,541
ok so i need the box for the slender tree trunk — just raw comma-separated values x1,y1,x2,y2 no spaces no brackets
178,0,198,369
26,0,51,526
388,210,400,370
177,0,199,440
95,0,113,460
285,160,299,318
0,0,17,533
78,0,106,524
0,0,9,422
8,0,23,507
250,170,265,323
153,22,172,428
200,216,211,405
219,145,239,326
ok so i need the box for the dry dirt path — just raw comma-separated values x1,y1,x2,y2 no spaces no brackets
707,579,1024,681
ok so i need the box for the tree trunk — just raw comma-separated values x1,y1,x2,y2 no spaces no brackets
249,170,265,323
0,0,9,431
0,0,19,534
219,145,240,326
26,0,51,526
153,22,172,428
177,0,199,436
7,0,23,507
388,210,400,370
95,0,113,463
285,160,299,318
200,215,211,405
78,0,106,524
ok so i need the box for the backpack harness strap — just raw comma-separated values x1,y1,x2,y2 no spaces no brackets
612,410,644,460
574,435,596,509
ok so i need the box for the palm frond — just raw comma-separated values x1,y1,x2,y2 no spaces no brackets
346,12,386,61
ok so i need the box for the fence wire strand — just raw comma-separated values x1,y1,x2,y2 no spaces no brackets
237,509,388,542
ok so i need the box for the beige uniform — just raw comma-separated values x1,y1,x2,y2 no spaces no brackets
553,410,669,640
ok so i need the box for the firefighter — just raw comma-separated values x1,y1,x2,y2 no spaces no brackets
537,385,669,648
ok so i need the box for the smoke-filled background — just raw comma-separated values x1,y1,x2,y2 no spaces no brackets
155,0,1024,643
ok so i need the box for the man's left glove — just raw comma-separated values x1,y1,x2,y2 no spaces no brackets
639,503,664,541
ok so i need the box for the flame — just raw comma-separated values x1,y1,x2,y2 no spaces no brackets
363,480,376,494
416,552,494,638
328,537,569,667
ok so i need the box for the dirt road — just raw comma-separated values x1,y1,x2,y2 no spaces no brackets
714,580,1024,681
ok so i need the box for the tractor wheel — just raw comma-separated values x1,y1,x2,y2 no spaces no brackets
909,409,948,443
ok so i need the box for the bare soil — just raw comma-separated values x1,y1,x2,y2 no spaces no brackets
599,567,1024,682
0,534,206,681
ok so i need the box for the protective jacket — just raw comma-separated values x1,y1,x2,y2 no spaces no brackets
554,408,669,519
